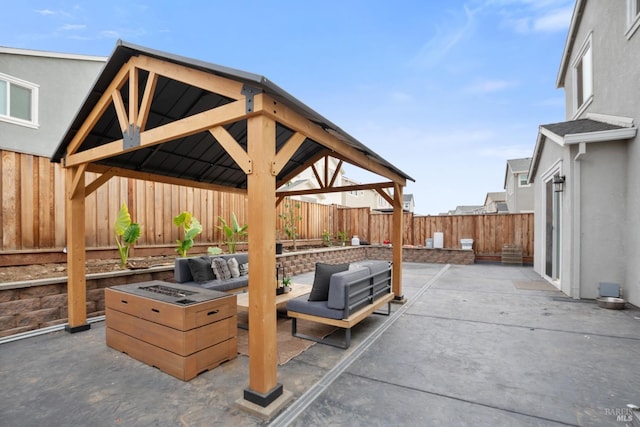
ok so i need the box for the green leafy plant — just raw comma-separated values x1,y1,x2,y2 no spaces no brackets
114,203,141,268
207,246,223,255
279,197,303,250
337,231,348,245
173,211,202,257
216,212,248,253
322,229,332,247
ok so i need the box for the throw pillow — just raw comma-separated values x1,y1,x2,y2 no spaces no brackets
308,262,349,301
211,257,232,280
187,257,215,283
239,263,249,276
227,257,240,278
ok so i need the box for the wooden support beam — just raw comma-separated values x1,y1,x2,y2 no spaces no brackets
64,99,248,167
84,169,116,197
66,61,132,156
324,156,329,188
375,187,394,206
129,55,245,101
209,126,252,174
254,93,407,186
86,163,248,194
129,66,138,125
68,164,87,200
245,114,282,405
311,163,324,188
65,166,89,332
392,183,404,301
136,71,157,132
277,149,329,187
112,89,129,134
328,159,343,188
277,181,395,197
272,132,306,176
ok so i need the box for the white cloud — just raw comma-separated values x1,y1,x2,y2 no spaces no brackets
34,9,55,16
60,24,86,31
411,5,477,68
465,79,517,94
389,91,413,103
533,6,573,32
99,30,120,39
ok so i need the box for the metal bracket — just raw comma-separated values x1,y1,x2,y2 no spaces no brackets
123,124,141,149
241,84,261,114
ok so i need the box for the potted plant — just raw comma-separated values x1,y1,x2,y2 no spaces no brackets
173,211,202,257
322,229,332,247
282,276,292,293
217,212,248,253
337,231,348,246
114,203,141,268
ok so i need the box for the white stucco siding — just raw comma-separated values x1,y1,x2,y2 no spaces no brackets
578,141,628,299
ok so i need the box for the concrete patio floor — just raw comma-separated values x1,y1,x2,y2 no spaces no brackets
2,262,639,426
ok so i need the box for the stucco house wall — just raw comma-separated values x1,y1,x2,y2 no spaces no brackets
0,48,105,157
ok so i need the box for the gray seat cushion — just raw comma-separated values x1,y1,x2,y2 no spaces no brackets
287,295,344,320
199,276,249,292
308,262,349,301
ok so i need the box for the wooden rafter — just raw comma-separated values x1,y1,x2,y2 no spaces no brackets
328,159,343,188
272,132,305,176
84,169,116,197
65,99,249,167
129,55,244,101
86,163,248,194
111,89,128,133
209,126,252,174
136,71,157,131
129,66,138,125
311,163,324,188
375,187,394,206
277,181,395,197
253,93,407,186
66,61,132,157
276,148,329,187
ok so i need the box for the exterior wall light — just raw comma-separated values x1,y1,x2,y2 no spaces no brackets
553,175,566,192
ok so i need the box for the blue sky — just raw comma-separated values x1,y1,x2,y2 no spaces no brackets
1,0,574,215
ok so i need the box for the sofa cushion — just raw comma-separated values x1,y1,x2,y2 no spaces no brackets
308,262,349,301
239,263,249,276
199,276,249,292
227,257,240,278
327,267,371,310
186,256,215,283
211,257,232,280
287,295,345,320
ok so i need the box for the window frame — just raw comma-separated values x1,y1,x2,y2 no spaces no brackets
626,0,640,39
571,33,593,118
518,173,530,188
0,72,39,129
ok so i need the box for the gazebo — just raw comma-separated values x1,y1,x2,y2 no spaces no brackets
51,40,413,412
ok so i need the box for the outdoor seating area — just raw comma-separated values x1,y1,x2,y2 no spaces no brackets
2,262,640,426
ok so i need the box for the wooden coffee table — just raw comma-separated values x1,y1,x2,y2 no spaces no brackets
235,284,311,312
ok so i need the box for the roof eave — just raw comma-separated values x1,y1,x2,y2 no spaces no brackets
556,0,586,88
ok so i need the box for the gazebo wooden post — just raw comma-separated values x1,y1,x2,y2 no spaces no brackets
64,165,90,333
392,183,405,302
243,114,283,407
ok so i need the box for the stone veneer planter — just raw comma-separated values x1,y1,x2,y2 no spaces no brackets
0,245,474,339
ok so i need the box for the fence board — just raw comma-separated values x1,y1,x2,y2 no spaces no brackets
0,150,534,261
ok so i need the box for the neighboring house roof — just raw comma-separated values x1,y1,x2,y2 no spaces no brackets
449,205,485,215
403,194,414,203
485,192,506,205
503,158,531,188
556,0,586,88
496,202,509,213
529,117,636,182
0,46,106,62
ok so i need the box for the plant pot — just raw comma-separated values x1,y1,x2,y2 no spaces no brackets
276,242,283,254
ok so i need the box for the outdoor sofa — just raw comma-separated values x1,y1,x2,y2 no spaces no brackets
174,253,249,292
286,260,394,348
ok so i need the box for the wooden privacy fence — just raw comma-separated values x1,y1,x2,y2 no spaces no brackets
0,150,533,262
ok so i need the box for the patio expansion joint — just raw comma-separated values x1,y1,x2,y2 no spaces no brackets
269,264,452,426
340,371,580,427
408,312,640,342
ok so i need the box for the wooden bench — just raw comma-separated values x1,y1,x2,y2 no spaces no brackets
286,261,393,349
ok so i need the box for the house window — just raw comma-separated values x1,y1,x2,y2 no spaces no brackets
518,173,529,187
627,0,640,38
0,73,39,128
572,34,592,115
